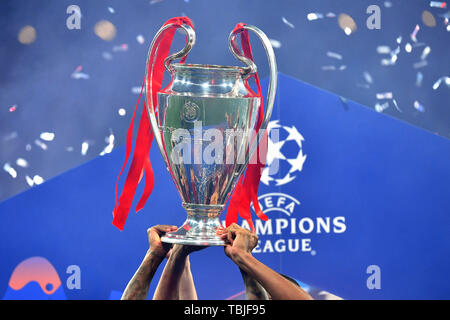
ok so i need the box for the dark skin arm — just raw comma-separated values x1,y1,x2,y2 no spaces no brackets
218,223,313,300
153,244,206,300
217,225,268,300
121,225,177,300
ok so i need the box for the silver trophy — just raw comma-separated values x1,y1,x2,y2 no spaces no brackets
145,23,277,246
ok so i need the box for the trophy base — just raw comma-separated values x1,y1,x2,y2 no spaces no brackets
161,204,225,246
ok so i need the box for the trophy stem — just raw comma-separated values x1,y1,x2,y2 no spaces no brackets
161,203,226,246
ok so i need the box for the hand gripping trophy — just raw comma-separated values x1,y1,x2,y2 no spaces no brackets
113,17,277,246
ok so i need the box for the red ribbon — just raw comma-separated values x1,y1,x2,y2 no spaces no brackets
113,17,194,230
226,23,269,232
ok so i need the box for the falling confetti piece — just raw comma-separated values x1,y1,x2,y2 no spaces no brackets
4,132,18,142
18,26,36,45
40,132,55,141
416,72,423,87
150,0,163,4
66,146,74,152
102,52,113,60
384,1,393,8
363,71,373,84
396,35,402,44
9,105,17,112
376,92,393,99
137,34,145,44
81,141,89,156
375,102,389,113
432,76,450,89
108,7,115,14
118,108,126,116
25,175,34,187
410,24,420,42
269,39,281,48
405,43,412,53
326,12,336,18
430,1,447,8
307,13,324,21
421,46,431,60
16,158,28,168
71,66,90,80
414,100,425,112
3,163,17,178
33,175,44,185
392,99,402,112
25,144,31,151
100,131,115,156
131,86,142,94
326,51,343,60
339,65,347,71
413,60,428,69
94,20,116,41
282,17,295,28
377,46,391,54
321,65,336,71
113,43,129,52
34,139,48,150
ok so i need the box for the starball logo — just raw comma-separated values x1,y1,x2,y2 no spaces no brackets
223,121,347,254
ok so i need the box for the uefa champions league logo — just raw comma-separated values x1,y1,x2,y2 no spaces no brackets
261,120,307,186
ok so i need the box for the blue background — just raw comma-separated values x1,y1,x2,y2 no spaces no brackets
1,74,449,299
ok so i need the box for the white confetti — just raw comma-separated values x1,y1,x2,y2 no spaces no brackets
100,131,115,156
430,1,447,8
81,141,89,156
269,39,281,49
33,175,44,185
34,139,48,150
413,60,428,69
321,65,336,71
414,100,425,112
108,7,115,14
25,175,34,187
384,1,393,8
433,76,450,90
282,16,295,28
102,52,113,60
118,108,126,116
307,13,324,21
421,46,431,60
376,92,393,99
136,34,145,44
3,131,18,142
326,51,343,60
416,72,423,87
326,12,336,18
131,86,142,94
16,158,28,168
40,132,55,141
363,71,373,84
3,163,17,178
392,99,402,112
377,46,391,54
25,144,32,151
66,146,74,152
405,43,412,53
375,102,389,113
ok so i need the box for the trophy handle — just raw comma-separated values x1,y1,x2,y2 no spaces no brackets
145,23,196,166
228,24,277,131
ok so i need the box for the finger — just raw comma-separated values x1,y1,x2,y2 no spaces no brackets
227,230,234,245
153,225,178,235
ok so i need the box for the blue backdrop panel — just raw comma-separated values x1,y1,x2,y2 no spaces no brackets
0,73,449,300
